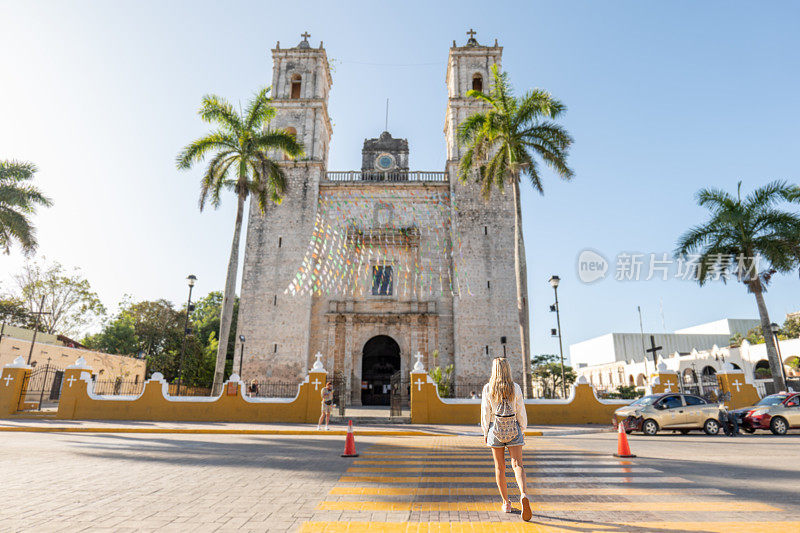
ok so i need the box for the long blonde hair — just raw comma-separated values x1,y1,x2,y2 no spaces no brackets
487,358,515,404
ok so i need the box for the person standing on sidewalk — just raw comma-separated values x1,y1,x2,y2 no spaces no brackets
481,357,532,521
317,381,334,430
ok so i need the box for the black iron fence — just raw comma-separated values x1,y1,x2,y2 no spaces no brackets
17,363,65,411
92,380,144,396
245,381,302,398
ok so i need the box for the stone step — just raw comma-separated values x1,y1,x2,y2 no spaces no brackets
330,416,411,425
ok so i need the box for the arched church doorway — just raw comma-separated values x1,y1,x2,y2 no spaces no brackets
361,335,400,406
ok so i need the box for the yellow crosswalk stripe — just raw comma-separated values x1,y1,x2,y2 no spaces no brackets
338,475,690,484
329,486,698,496
316,501,782,512
299,522,800,533
346,466,659,473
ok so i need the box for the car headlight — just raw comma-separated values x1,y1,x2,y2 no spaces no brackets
749,408,768,417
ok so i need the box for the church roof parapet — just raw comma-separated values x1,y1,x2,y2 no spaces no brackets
324,170,446,183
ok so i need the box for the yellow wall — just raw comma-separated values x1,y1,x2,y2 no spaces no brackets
0,336,146,382
0,365,29,416
650,369,762,409
410,372,630,426
717,371,761,409
52,366,326,423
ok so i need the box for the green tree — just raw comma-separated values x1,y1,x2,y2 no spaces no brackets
0,160,52,254
82,312,138,355
531,353,576,398
177,87,303,394
428,364,454,398
191,291,239,363
676,181,800,391
0,297,34,328
13,259,105,337
458,65,574,398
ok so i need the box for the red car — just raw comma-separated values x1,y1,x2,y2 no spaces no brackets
735,392,800,434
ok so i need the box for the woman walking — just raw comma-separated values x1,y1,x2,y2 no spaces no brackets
481,358,532,521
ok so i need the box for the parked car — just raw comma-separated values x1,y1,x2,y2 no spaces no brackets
613,393,721,436
733,392,800,435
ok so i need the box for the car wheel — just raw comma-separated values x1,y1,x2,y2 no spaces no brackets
625,429,633,435
703,419,720,435
770,416,788,436
642,419,659,436
679,429,690,435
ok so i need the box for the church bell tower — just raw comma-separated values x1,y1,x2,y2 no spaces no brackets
445,31,524,385
237,33,333,382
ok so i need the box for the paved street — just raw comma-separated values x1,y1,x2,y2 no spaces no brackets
1,430,799,531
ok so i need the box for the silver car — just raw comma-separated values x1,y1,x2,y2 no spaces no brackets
614,393,721,436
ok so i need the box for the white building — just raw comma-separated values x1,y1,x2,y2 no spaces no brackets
570,318,761,391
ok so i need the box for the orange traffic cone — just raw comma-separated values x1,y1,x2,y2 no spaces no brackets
613,421,636,458
341,420,359,457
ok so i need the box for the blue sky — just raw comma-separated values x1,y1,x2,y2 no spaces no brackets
1,1,798,359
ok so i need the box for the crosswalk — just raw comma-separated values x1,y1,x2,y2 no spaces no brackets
299,436,799,532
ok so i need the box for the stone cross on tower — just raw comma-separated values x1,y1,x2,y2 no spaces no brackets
301,32,310,42
467,29,476,39
646,335,663,367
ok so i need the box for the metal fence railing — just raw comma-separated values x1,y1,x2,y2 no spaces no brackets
245,382,301,398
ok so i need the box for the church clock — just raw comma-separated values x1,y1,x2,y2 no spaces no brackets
375,153,396,171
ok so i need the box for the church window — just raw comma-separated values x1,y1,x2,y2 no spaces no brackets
273,295,277,306
290,74,302,99
487,280,491,290
484,226,488,235
278,237,282,248
472,73,483,92
274,343,278,353
371,265,393,296
485,345,489,355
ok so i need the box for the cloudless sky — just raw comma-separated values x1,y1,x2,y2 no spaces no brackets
1,1,798,360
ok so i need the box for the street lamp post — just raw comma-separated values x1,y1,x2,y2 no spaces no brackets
770,322,787,390
238,335,246,377
176,274,197,397
548,275,567,399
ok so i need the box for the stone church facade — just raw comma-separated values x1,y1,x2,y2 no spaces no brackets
237,33,523,405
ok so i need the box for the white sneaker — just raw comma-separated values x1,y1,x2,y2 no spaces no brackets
316,426,321,431
501,501,513,513
325,426,330,431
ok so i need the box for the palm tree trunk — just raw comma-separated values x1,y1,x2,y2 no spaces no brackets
511,178,532,398
752,285,786,392
211,192,246,395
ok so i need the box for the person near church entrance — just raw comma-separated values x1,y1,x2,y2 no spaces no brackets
480,358,532,521
317,381,334,430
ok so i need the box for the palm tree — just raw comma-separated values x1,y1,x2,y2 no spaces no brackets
676,181,800,392
177,87,303,394
458,65,574,398
0,160,52,255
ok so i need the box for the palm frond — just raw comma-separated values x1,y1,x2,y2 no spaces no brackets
199,94,243,132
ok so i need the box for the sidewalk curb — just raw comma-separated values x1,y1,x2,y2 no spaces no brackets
0,427,451,436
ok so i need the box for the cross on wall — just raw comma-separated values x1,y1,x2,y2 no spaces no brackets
731,379,743,392
66,376,77,388
312,378,321,391
415,378,424,391
662,380,675,393
2,374,12,386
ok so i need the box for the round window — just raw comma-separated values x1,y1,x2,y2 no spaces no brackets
376,154,395,170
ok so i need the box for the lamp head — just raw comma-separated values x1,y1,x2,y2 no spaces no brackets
239,335,246,342
770,322,780,334
187,274,197,287
548,275,560,289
